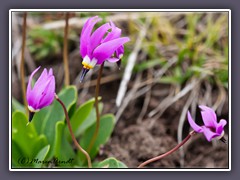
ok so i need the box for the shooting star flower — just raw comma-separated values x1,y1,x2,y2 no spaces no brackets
79,16,130,82
26,67,55,123
187,105,227,142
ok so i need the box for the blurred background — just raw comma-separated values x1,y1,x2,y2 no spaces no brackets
11,11,229,168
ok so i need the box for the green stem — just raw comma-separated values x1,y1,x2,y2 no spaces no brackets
55,94,92,168
20,12,27,113
138,131,196,168
87,63,104,152
63,12,70,86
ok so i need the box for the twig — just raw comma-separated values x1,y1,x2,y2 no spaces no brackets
20,12,28,112
63,12,70,86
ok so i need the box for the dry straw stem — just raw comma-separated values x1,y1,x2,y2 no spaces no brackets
63,12,70,86
177,87,198,167
116,18,151,107
20,12,28,112
34,12,222,30
115,73,142,123
137,68,153,124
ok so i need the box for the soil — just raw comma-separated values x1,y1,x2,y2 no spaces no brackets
12,54,229,169
95,79,229,169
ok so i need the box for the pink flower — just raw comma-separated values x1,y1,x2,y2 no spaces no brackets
26,67,55,121
79,16,130,82
187,105,227,141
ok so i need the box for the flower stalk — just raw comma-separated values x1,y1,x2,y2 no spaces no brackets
87,63,104,152
55,93,92,168
138,130,196,168
20,12,28,112
63,12,70,86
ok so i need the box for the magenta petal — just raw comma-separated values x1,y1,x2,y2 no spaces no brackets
107,57,120,63
202,126,218,141
34,68,48,90
116,45,124,58
187,111,203,133
48,68,53,76
93,37,130,64
199,105,217,127
37,76,55,109
80,16,101,58
89,23,111,54
216,119,227,134
102,26,121,43
26,66,41,107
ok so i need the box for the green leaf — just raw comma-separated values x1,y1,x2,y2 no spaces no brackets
78,114,115,165
12,98,26,114
54,121,75,167
12,111,48,168
12,140,25,168
12,111,38,157
69,100,103,139
95,157,128,168
134,59,163,72
69,97,101,137
159,76,181,85
33,145,50,168
32,86,77,159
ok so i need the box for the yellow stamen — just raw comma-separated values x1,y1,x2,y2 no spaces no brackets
82,62,94,69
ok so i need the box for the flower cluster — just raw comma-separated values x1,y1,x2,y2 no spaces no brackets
187,105,227,141
79,16,130,82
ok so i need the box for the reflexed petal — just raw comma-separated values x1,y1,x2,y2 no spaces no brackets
102,26,121,43
216,119,227,134
34,68,48,90
107,57,120,63
89,23,111,54
37,76,55,109
202,126,218,141
93,37,130,64
26,66,41,108
116,45,124,59
187,111,203,133
80,16,101,58
81,17,93,36
199,105,217,127
48,68,53,76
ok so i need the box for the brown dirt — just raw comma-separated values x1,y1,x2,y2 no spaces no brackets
12,60,229,169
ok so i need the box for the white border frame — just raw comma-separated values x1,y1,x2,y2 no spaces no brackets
9,9,231,171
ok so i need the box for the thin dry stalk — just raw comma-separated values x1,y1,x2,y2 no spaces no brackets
115,74,142,123
148,78,201,128
177,86,198,167
116,18,151,107
137,69,153,124
63,12,70,86
20,12,28,112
